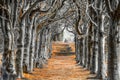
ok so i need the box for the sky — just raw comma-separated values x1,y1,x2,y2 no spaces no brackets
63,28,74,42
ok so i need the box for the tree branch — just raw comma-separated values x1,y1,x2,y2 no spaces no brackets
21,0,45,20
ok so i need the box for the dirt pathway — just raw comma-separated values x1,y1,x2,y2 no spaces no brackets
24,42,94,80
24,55,92,80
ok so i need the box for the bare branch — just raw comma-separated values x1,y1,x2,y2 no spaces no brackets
21,0,45,20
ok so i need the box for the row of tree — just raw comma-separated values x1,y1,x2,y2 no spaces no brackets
0,0,76,80
75,0,120,80
0,0,119,80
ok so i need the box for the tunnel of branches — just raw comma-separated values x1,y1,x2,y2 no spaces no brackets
0,0,120,80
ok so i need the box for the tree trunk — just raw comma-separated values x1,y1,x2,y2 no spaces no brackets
108,17,120,80
16,19,25,78
82,38,85,67
1,20,16,80
100,14,107,79
23,16,34,73
90,25,98,74
87,23,92,69
29,19,37,73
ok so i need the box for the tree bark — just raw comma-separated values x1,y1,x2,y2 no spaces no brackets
16,19,25,78
108,17,120,80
